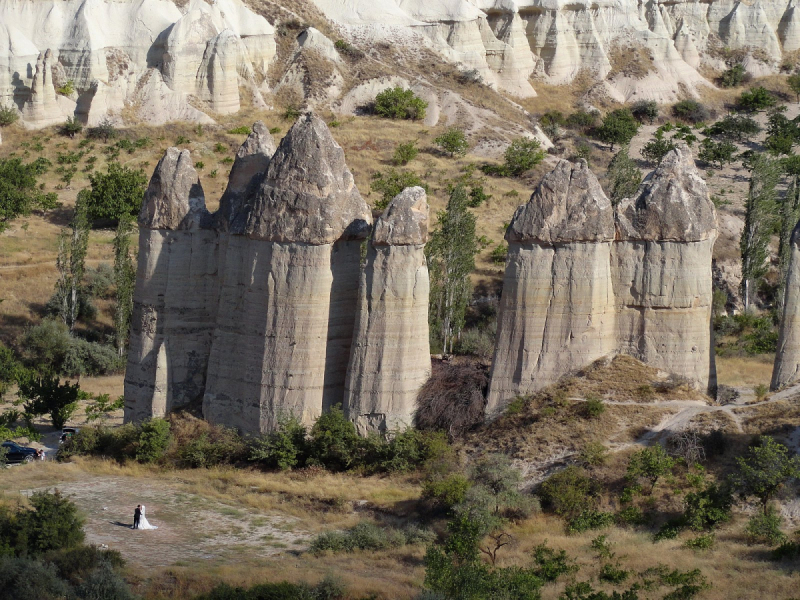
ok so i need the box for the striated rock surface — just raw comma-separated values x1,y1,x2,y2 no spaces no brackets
344,187,431,434
613,144,717,396
22,50,65,128
124,148,217,422
203,114,372,433
486,160,617,414
772,221,800,390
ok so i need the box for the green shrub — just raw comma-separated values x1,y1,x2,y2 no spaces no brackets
502,138,545,176
0,556,71,599
705,114,761,140
249,416,308,470
178,427,246,468
0,156,59,232
745,507,787,545
282,105,302,121
434,127,469,157
423,473,471,509
80,163,147,222
653,520,683,541
641,130,676,165
772,539,800,560
374,87,427,120
531,542,578,581
738,86,776,112
617,505,649,526
539,466,599,519
392,141,419,165
684,533,715,550
719,64,746,88
74,561,134,600
671,100,710,124
683,483,732,531
565,110,598,131
19,375,80,429
698,138,737,167
309,521,428,555
595,108,639,151
732,436,800,513
631,100,659,123
579,442,608,467
307,405,361,471
583,395,605,418
135,418,171,464
58,117,83,138
0,105,19,127
86,119,117,142
598,562,630,583
12,491,85,556
370,169,427,211
489,243,508,264
567,510,615,533
62,338,123,377
227,126,251,135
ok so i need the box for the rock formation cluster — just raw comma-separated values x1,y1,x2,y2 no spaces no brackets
126,124,720,432
486,145,718,415
124,114,431,435
4,0,800,127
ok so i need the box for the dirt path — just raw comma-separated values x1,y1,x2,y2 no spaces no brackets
22,475,311,569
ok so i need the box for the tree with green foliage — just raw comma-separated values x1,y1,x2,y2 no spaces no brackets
739,86,777,112
595,109,639,152
80,162,147,221
705,114,761,141
502,137,545,176
434,127,469,157
606,146,642,204
732,436,800,514
370,169,427,211
135,418,171,463
741,154,782,310
427,186,478,354
697,138,737,168
54,201,89,332
640,129,677,165
630,100,658,123
112,215,136,356
671,99,710,124
626,445,675,492
0,157,58,232
777,155,800,309
8,490,85,555
249,416,309,471
789,72,800,102
58,117,82,138
19,375,80,429
307,404,361,471
373,87,427,120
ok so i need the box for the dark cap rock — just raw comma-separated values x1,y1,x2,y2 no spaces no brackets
506,159,614,244
238,113,372,243
373,186,428,246
139,148,210,230
615,143,717,242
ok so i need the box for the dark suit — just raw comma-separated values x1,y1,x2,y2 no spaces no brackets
133,507,141,529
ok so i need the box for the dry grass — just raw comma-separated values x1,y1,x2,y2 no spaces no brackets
735,394,800,438
715,355,774,388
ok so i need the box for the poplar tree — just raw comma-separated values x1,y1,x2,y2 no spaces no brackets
427,186,478,354
741,154,781,311
113,215,136,356
54,201,89,331
777,155,800,309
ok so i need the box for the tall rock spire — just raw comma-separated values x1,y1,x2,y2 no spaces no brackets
772,220,800,389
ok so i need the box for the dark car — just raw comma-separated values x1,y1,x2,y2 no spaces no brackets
2,441,38,463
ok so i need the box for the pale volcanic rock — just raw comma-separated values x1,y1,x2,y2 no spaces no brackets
344,187,431,434
613,144,718,395
486,160,617,415
203,114,372,433
773,221,800,390
195,29,241,115
22,50,64,128
124,149,217,422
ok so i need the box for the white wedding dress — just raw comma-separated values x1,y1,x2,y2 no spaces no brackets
138,505,158,530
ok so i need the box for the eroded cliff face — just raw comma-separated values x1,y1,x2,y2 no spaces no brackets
487,144,718,415
773,221,800,390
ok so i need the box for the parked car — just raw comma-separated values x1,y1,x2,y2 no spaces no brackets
60,427,79,445
2,441,39,463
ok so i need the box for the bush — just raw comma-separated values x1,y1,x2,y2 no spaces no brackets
0,557,71,599
641,130,676,165
684,533,715,550
738,86,776,112
415,361,488,439
434,128,469,157
10,491,85,556
86,119,117,142
373,87,427,121
59,117,83,138
671,100,710,124
21,319,71,372
565,110,598,131
80,163,147,222
423,473,471,509
227,126,251,135
310,521,430,555
626,445,675,492
370,169,427,211
705,114,761,140
489,243,508,264
745,507,787,545
719,64,747,88
178,427,246,468
19,375,80,429
392,141,419,165
631,100,658,123
74,561,135,600
599,562,630,583
502,138,545,176
249,416,308,470
539,466,599,519
62,338,123,377
567,510,615,533
583,395,605,418
135,418,171,464
306,405,361,471
683,484,732,531
579,442,609,467
532,543,578,581
0,156,59,232
0,105,18,127
698,138,737,168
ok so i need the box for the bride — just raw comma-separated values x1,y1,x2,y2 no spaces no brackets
138,505,158,530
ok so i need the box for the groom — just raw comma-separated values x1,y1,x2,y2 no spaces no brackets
133,505,141,529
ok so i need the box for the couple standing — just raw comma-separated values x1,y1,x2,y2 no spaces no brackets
132,504,158,530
